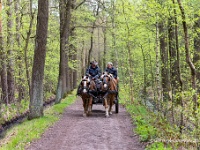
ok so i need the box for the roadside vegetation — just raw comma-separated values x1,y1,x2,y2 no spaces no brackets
0,92,76,150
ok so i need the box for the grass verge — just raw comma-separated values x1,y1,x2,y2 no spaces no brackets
0,92,77,150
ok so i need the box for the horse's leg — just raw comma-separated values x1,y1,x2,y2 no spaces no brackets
109,95,114,115
82,98,87,117
104,97,109,117
88,97,93,115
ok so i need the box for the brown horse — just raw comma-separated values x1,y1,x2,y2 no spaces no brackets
101,72,118,117
79,76,95,117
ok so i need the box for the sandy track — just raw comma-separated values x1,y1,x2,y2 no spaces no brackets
27,98,145,150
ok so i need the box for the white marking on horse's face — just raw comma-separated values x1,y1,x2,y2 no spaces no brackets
83,76,87,80
82,81,88,93
109,74,113,78
104,84,107,88
83,81,86,87
83,89,87,93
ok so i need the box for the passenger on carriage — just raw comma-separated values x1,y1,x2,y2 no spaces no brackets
104,62,119,95
105,62,118,81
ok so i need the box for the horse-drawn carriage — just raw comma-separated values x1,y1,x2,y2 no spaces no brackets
89,81,119,113
78,73,119,117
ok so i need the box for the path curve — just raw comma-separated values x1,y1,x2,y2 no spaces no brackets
27,98,145,150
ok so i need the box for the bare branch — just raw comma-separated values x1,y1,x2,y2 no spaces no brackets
74,0,87,9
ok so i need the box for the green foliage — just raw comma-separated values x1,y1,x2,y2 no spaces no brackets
146,142,172,150
120,88,180,149
126,103,157,142
0,100,29,125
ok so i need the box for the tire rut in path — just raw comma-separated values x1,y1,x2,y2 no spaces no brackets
26,98,145,150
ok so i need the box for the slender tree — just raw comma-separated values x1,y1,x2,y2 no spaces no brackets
15,0,24,102
193,15,200,90
0,0,8,105
177,0,197,111
24,0,34,97
159,21,170,116
7,0,15,103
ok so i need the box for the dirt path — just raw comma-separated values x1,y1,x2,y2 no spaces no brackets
27,98,145,150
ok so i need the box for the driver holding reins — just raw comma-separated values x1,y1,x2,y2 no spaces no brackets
77,61,101,95
86,61,101,80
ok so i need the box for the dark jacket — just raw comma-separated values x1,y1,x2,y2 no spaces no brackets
105,67,117,78
86,66,101,79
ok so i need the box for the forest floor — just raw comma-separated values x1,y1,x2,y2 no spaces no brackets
26,97,145,150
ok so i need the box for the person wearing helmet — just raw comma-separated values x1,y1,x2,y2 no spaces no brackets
86,61,101,80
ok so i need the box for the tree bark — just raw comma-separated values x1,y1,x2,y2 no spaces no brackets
159,21,170,116
111,0,117,67
56,0,71,103
24,0,34,97
0,0,8,104
7,0,15,103
70,29,77,89
155,20,161,111
168,14,179,94
15,0,24,102
28,0,49,119
88,24,95,66
65,0,72,93
102,26,107,69
193,14,200,92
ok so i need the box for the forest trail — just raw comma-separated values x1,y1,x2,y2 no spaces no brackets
26,97,145,150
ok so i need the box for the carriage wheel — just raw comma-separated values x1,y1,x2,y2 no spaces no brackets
115,98,119,113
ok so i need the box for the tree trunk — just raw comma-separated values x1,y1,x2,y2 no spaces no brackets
0,0,8,104
193,14,200,92
15,0,24,102
81,40,86,75
88,25,95,66
122,1,134,102
65,0,72,93
56,0,67,103
177,0,197,111
70,28,77,89
141,45,147,105
168,14,179,94
72,0,77,89
103,26,107,69
24,0,34,97
7,0,15,103
155,20,161,111
159,21,170,116
56,0,71,103
111,0,117,67
28,0,49,119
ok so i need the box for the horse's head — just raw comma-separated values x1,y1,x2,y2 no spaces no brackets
101,72,111,91
81,76,90,94
101,72,117,91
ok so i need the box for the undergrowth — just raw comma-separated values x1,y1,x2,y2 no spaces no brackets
0,91,76,150
0,92,54,125
120,87,181,150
